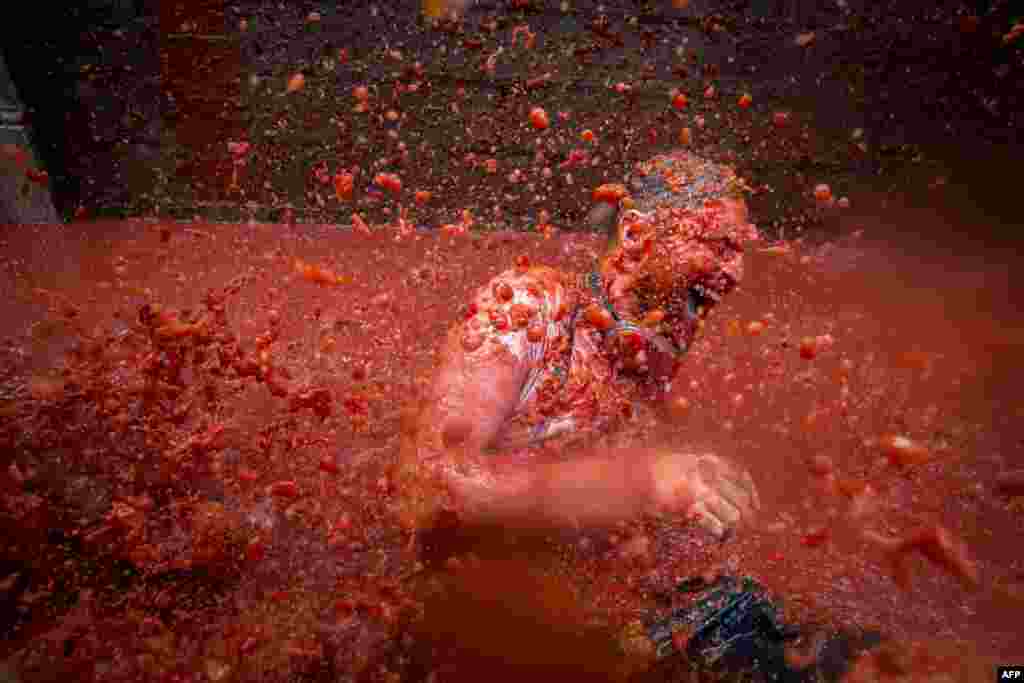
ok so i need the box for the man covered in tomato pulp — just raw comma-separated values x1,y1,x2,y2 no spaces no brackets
398,149,762,542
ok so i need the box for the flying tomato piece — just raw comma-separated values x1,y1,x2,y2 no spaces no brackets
592,183,628,205
334,171,354,200
529,106,550,130
374,172,402,194
268,480,300,499
286,72,306,93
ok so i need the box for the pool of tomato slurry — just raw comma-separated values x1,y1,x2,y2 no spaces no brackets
0,209,1020,678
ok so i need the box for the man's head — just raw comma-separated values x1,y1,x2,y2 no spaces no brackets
591,151,759,373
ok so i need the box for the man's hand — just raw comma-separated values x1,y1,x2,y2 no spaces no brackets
649,452,760,538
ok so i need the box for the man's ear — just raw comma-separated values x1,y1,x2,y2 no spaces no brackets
586,202,620,246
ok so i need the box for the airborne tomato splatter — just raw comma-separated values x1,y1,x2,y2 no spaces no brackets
529,106,550,130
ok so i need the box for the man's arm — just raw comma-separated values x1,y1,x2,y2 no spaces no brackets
395,266,558,531
400,340,759,538
394,267,758,538
461,447,759,538
394,318,529,532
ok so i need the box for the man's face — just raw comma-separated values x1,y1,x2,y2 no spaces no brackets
601,197,757,368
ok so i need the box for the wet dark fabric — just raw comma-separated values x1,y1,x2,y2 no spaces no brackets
643,575,882,683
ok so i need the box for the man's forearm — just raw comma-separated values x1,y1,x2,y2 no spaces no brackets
455,451,661,530
532,453,660,528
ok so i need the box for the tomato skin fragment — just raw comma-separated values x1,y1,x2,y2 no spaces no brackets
799,336,818,360
26,168,49,185
494,281,514,302
334,172,354,201
509,303,534,328
374,173,402,194
294,259,343,286
592,183,628,205
489,310,509,331
584,304,614,331
642,309,665,327
879,434,930,467
246,538,267,561
801,526,830,547
238,468,259,482
269,480,300,499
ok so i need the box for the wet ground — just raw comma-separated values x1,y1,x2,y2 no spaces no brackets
0,0,1023,680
